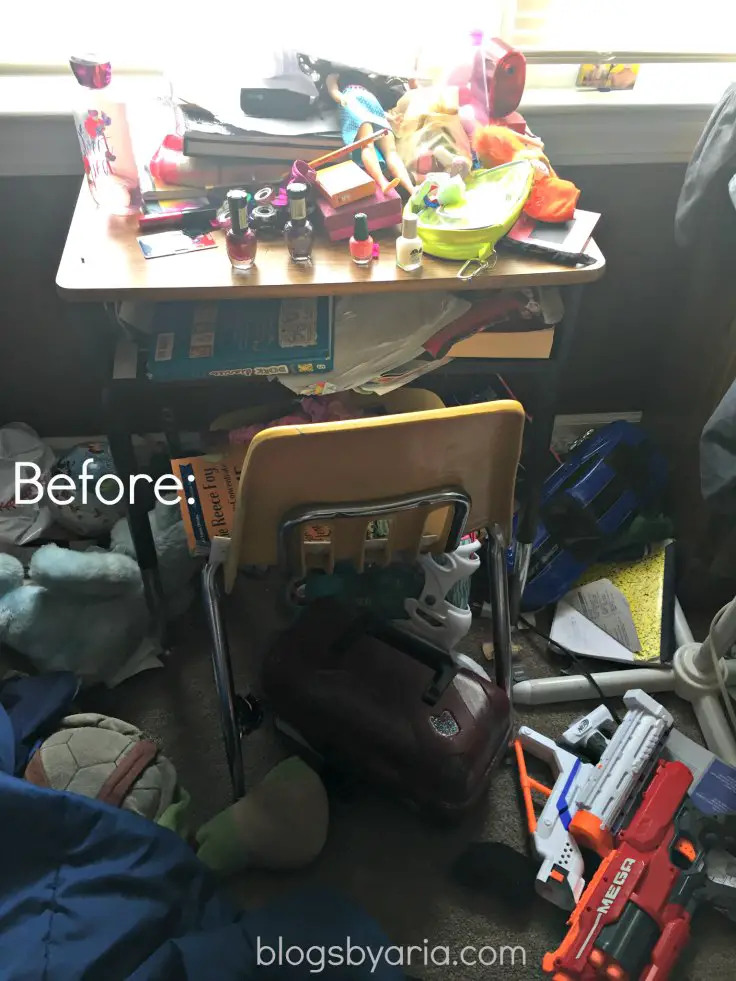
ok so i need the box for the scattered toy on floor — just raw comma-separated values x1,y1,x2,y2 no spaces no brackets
0,500,199,686
196,756,329,873
109,496,198,619
47,442,127,536
24,711,188,830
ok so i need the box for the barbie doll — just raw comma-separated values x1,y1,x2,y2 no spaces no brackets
325,71,415,195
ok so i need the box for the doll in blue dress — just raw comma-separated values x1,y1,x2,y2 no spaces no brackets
325,71,415,195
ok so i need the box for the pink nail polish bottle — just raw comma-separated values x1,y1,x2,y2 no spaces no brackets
349,213,373,266
226,189,257,272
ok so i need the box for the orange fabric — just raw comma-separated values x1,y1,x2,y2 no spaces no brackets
473,125,580,224
525,174,579,223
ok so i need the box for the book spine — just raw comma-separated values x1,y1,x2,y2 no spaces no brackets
148,358,333,381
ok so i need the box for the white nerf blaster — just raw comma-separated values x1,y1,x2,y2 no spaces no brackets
515,689,675,911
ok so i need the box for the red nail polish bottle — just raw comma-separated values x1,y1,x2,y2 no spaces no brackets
349,213,373,266
226,189,257,271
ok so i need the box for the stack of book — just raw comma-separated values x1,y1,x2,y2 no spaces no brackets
182,107,340,168
139,105,342,205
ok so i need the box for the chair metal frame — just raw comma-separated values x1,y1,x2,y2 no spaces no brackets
202,485,513,800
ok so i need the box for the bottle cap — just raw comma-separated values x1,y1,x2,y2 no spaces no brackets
69,55,112,89
227,189,250,234
353,213,369,241
401,213,418,238
287,182,308,221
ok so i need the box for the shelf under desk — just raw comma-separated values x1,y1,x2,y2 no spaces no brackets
56,185,605,303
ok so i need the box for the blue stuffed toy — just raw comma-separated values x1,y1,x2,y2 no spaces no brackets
0,501,198,687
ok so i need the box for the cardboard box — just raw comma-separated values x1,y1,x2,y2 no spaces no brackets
148,297,334,380
446,327,555,360
316,185,402,241
315,160,375,209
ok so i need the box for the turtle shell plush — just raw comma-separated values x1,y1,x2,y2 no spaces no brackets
24,712,178,821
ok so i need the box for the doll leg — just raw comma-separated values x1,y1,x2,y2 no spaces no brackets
356,123,394,193
377,132,415,194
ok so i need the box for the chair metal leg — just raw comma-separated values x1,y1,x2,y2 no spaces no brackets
202,562,245,800
487,524,513,708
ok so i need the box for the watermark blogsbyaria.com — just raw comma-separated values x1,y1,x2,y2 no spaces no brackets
14,461,194,507
256,938,527,975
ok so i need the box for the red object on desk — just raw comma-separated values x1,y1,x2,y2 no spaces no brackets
485,39,526,118
493,111,527,135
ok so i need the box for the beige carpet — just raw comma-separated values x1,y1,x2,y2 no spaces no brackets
88,580,733,980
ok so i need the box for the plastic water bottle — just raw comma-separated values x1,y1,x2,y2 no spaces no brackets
70,54,141,216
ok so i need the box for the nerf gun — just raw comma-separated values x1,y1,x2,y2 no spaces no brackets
515,690,674,910
544,757,736,981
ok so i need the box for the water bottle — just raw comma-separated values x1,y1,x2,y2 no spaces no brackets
70,54,141,216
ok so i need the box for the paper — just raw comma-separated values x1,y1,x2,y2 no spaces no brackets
567,578,640,652
137,231,217,260
550,599,636,664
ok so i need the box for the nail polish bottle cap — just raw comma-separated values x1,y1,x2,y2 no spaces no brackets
353,213,369,241
70,54,112,89
401,213,418,238
227,189,249,235
287,182,308,221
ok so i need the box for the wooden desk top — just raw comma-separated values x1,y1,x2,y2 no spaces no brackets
57,183,605,302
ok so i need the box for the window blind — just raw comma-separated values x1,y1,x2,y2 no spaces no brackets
509,0,736,60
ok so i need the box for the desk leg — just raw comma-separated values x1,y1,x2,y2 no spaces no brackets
511,285,584,621
105,385,168,649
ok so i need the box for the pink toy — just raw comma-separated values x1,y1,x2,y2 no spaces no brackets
315,185,402,242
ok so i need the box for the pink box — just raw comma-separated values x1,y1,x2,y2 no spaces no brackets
316,185,402,241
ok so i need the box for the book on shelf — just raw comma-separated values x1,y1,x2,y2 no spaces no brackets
148,297,334,381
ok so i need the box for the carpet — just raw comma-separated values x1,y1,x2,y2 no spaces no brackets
88,579,733,980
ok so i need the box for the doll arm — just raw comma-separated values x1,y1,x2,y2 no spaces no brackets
325,74,346,108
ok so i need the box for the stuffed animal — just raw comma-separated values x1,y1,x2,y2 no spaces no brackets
0,502,198,687
473,124,580,223
196,757,329,874
24,712,185,826
109,498,196,619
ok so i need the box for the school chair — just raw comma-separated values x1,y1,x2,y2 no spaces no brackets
201,392,525,798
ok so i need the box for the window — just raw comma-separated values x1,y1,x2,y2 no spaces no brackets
3,0,735,78
510,0,736,56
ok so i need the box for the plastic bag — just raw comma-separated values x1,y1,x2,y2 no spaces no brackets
279,292,471,396
0,423,55,545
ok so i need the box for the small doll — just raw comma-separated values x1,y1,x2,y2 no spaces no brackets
325,71,415,195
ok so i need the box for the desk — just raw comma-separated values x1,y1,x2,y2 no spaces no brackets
57,184,605,621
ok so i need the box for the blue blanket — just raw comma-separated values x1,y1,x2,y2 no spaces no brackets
0,771,404,980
